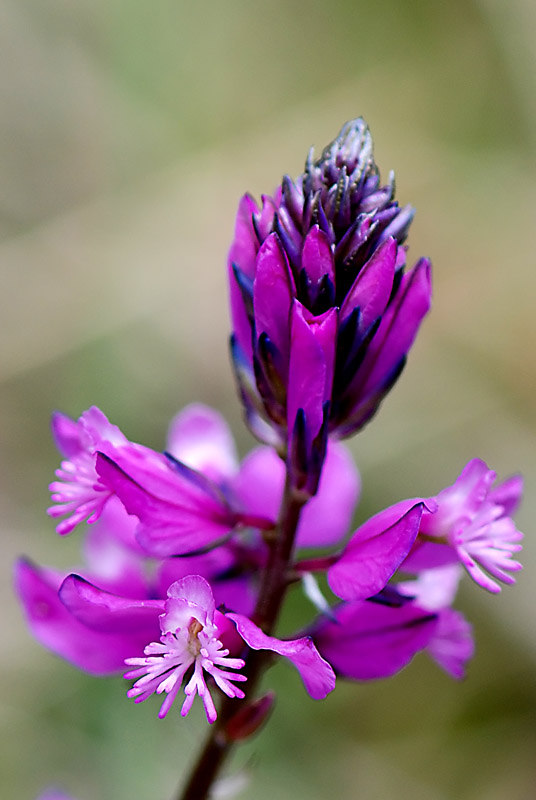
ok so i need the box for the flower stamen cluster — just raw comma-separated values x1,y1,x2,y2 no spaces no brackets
125,581,248,723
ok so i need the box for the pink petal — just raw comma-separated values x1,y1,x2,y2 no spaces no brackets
167,575,216,622
426,608,474,679
228,613,335,699
287,301,337,444
79,406,127,448
59,574,163,632
397,564,463,611
253,232,294,370
166,404,238,483
315,599,438,680
233,446,283,523
328,500,432,601
297,441,360,548
301,225,335,286
234,441,359,548
96,452,235,557
340,237,396,330
15,560,152,674
82,519,148,599
82,493,142,553
51,411,84,458
420,459,495,536
488,474,524,516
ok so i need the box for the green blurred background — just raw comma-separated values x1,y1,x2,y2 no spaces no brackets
1,1,535,797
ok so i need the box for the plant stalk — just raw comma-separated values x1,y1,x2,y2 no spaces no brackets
177,473,307,800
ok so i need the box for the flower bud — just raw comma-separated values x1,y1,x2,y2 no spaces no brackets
224,691,276,742
228,119,432,490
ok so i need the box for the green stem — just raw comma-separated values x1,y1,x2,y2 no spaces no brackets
177,474,307,800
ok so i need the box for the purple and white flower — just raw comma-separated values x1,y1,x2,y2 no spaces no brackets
124,576,247,723
125,576,335,722
48,403,360,557
406,459,523,593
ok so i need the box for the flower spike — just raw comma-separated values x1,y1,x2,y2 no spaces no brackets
228,118,432,480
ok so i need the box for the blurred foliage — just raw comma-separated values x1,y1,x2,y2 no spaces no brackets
1,0,535,798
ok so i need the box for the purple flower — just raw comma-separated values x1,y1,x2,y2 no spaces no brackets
125,576,335,722
70,403,359,557
315,565,474,682
229,118,432,489
47,404,268,554
405,459,523,593
16,496,254,673
47,407,128,535
18,404,361,676
125,576,247,723
313,593,438,681
17,498,163,675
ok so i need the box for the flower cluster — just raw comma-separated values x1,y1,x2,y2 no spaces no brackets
229,119,431,492
16,120,523,738
17,403,521,722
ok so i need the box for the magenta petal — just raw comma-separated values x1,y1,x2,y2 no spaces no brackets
229,193,260,279
233,446,283,522
97,442,221,508
51,411,83,458
487,474,524,516
234,441,359,549
167,575,216,620
420,459,494,535
156,545,234,591
354,257,432,401
314,599,438,680
82,520,148,599
166,404,238,483
287,302,337,443
253,233,294,368
59,575,163,632
228,613,335,699
328,500,431,600
301,225,335,286
228,194,260,363
340,237,396,330
96,452,235,557
211,576,257,617
427,608,474,679
15,560,150,674
402,540,459,572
